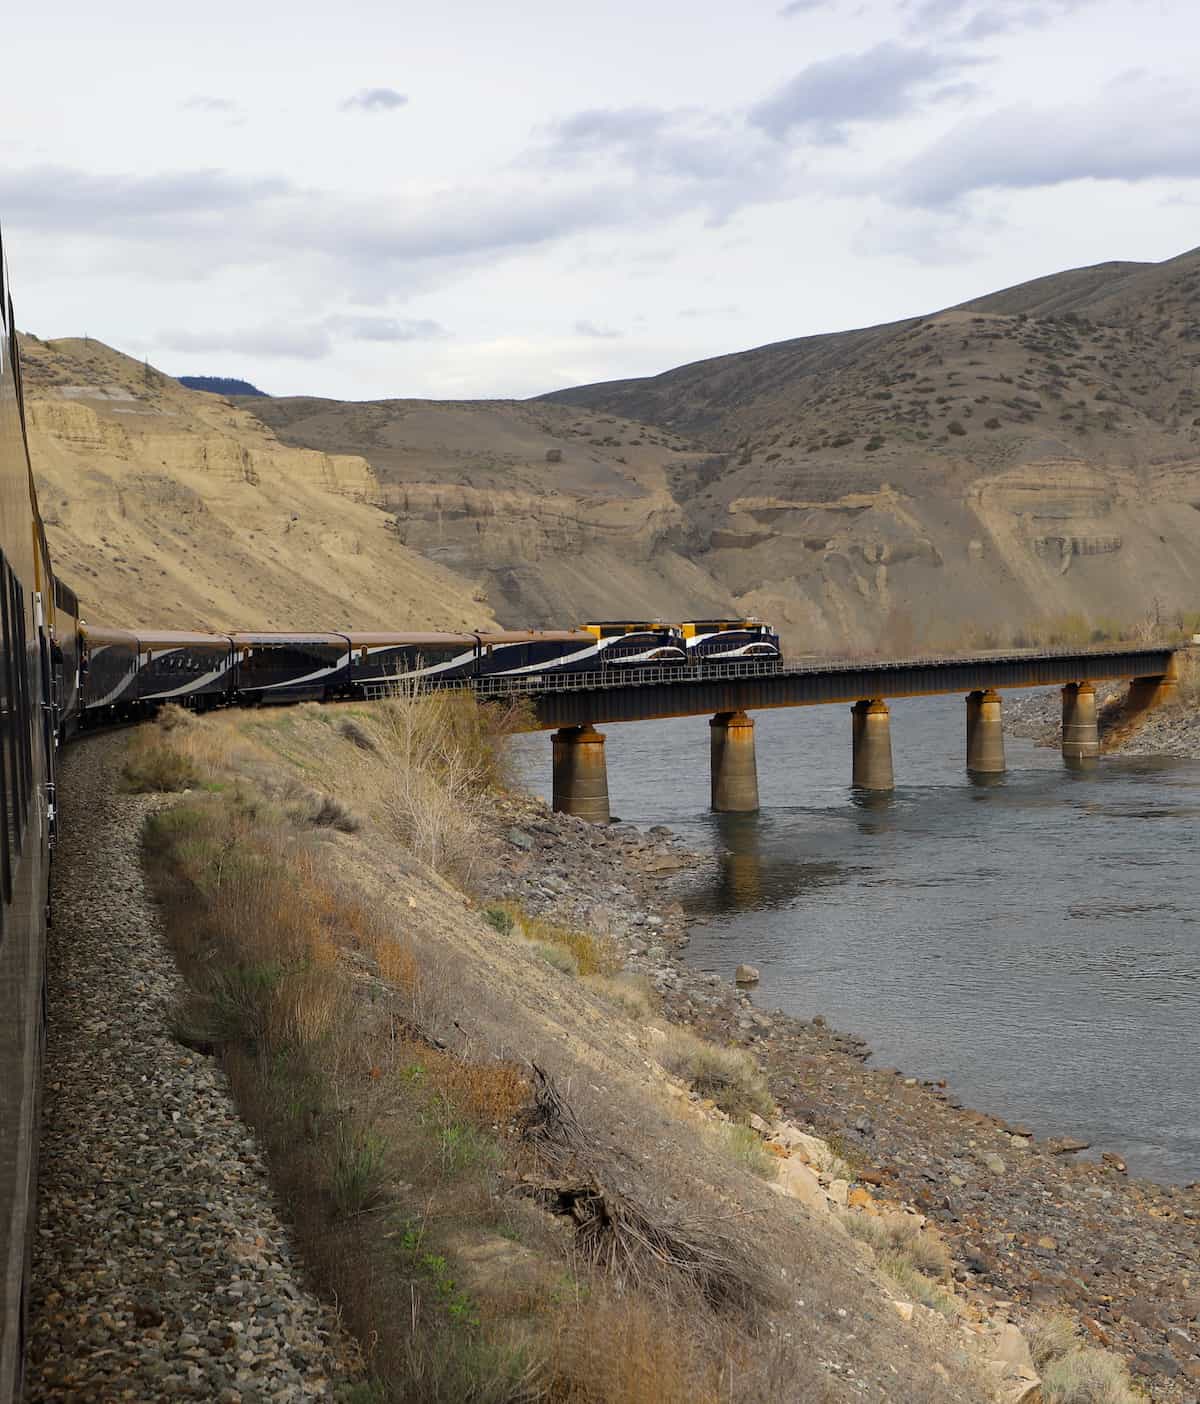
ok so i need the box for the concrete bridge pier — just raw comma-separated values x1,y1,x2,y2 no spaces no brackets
966,688,1006,774
1124,655,1180,719
1061,683,1100,762
552,724,610,822
709,710,759,812
851,698,894,791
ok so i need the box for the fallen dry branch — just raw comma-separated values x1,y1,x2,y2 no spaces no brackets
516,1066,772,1313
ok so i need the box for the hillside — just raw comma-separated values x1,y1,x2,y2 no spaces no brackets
24,246,1200,650
244,395,736,626
19,336,495,633
541,248,1200,649
177,376,268,397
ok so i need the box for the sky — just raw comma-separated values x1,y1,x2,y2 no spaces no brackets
1,0,1198,401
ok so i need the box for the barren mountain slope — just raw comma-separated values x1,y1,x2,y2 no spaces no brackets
20,336,495,633
244,395,737,626
541,248,1200,648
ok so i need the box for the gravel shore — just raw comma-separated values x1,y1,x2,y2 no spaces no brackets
25,733,363,1403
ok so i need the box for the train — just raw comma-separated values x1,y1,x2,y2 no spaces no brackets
72,619,781,723
0,230,781,1402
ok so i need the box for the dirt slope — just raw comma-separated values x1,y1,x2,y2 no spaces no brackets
20,336,495,633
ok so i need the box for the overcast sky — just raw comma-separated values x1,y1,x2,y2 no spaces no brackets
2,0,1197,401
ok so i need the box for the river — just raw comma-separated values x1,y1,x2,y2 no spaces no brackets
513,693,1200,1183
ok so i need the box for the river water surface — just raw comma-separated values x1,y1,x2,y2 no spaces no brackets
513,693,1200,1182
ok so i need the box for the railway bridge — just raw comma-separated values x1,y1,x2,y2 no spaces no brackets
472,644,1184,823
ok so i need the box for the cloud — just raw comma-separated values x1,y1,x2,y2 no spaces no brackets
164,323,333,360
574,319,621,338
340,87,409,113
324,313,447,341
533,104,797,223
0,166,288,235
749,42,978,144
182,95,239,113
893,79,1200,206
163,312,449,361
904,0,1095,38
778,0,822,13
678,304,738,319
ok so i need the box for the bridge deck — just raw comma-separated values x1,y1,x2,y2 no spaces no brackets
468,646,1178,729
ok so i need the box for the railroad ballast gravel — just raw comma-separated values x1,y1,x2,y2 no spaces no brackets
25,733,362,1402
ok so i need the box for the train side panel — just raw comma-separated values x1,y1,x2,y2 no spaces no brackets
0,255,54,1404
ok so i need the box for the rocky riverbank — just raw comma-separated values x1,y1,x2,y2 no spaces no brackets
1005,679,1200,759
485,792,1200,1400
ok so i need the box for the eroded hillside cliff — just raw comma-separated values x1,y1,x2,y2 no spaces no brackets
20,337,495,633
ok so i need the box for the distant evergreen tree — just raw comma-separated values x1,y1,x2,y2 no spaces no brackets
178,375,268,397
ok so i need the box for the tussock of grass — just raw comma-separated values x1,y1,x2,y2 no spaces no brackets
840,1211,957,1317
534,942,579,975
658,1026,774,1123
876,1249,958,1317
713,1124,777,1180
1026,1312,1081,1369
840,1211,951,1279
122,730,200,792
545,1293,725,1403
582,972,658,1022
1041,1347,1141,1403
487,901,620,978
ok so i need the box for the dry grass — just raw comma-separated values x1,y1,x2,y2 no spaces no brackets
1024,1313,1141,1404
840,1211,957,1318
1040,1347,1141,1404
581,972,658,1021
544,1294,725,1403
712,1123,777,1180
122,713,201,791
487,902,621,978
658,1026,774,1123
1026,1313,1081,1370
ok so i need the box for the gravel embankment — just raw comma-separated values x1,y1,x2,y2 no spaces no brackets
25,733,362,1402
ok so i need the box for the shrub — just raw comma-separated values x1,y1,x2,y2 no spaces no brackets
483,906,515,936
984,416,1001,429
659,1027,773,1122
947,420,967,435
330,1125,389,1218
864,435,884,451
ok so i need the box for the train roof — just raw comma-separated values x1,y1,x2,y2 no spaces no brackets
343,631,476,646
230,631,350,646
135,630,234,648
476,630,593,643
79,625,138,646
